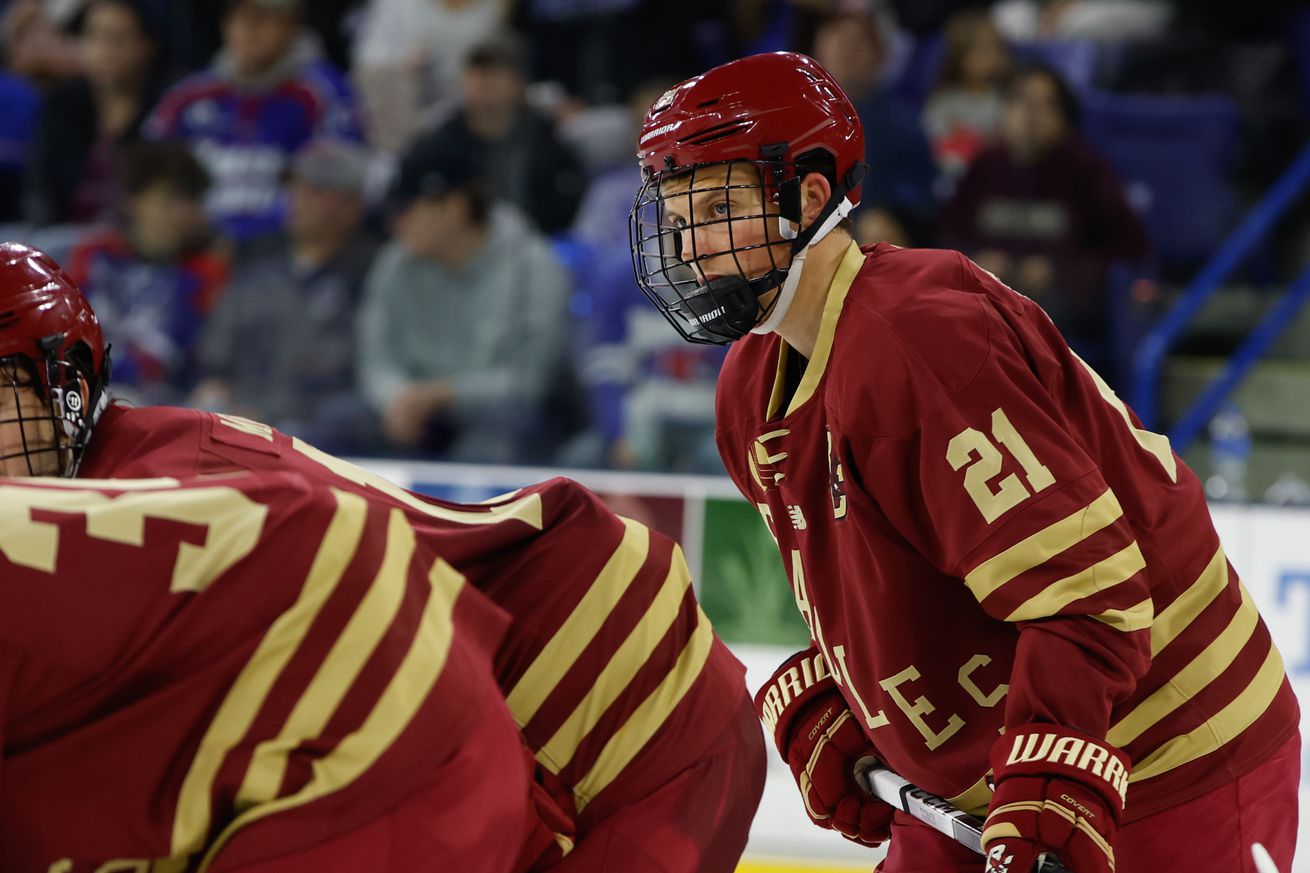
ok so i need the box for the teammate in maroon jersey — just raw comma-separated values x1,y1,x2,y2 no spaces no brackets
630,52,1298,873
0,471,560,873
0,241,764,873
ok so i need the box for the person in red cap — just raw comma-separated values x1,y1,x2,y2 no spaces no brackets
630,51,1299,873
0,240,763,873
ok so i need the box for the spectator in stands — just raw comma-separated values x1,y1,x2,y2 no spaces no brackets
418,32,586,235
991,0,1173,44
939,64,1148,363
192,138,380,453
2,0,86,81
0,72,39,224
65,141,228,405
812,8,938,223
509,0,644,104
145,0,362,242
854,201,930,249
923,9,1013,186
351,0,504,154
357,134,572,463
576,248,728,473
564,77,728,473
27,0,164,225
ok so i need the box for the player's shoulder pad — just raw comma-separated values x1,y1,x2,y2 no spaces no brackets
203,412,287,461
827,247,992,435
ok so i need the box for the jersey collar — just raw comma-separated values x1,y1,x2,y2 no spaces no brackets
766,241,867,419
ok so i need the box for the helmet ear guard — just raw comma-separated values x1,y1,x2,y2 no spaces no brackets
0,242,112,476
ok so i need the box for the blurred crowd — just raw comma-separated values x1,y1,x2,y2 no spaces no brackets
0,0,1306,472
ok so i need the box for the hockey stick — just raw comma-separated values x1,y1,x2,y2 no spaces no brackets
862,766,1070,873
1251,842,1284,873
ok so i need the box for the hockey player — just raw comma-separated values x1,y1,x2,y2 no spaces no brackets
630,52,1299,873
0,242,764,873
0,470,557,873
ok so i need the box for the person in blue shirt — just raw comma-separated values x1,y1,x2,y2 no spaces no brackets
811,9,939,222
145,0,362,241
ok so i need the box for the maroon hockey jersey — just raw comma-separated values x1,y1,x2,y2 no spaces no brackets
719,242,1298,820
80,405,750,820
0,472,529,871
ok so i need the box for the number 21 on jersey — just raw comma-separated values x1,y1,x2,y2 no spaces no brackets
946,407,1055,523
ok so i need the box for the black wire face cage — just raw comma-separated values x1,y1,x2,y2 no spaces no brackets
630,160,794,345
0,352,94,477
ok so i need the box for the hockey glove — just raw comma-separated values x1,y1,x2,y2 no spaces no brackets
981,723,1130,873
755,648,893,846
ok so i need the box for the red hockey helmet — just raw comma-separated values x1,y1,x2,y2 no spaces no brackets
0,242,111,476
630,52,866,344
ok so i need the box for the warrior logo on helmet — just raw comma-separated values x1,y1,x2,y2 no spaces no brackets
629,52,867,345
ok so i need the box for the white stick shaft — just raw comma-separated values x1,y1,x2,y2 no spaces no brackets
862,767,1070,873
1251,842,1285,873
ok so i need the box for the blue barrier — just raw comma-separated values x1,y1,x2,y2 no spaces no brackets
1131,142,1310,433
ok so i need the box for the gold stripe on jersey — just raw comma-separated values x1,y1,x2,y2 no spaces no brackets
506,517,650,727
236,506,417,806
775,242,866,419
197,556,466,872
1149,547,1227,657
964,488,1124,602
1129,643,1287,783
1073,353,1178,483
291,437,545,530
1093,597,1154,633
1004,542,1146,623
1108,582,1260,748
573,607,716,810
171,489,368,857
949,775,994,817
537,544,696,773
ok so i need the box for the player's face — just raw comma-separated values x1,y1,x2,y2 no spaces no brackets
223,3,300,77
658,163,792,286
0,371,59,477
80,0,155,88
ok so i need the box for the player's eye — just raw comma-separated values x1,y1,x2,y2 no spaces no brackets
710,200,731,218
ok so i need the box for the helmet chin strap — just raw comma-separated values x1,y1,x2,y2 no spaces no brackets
750,196,854,336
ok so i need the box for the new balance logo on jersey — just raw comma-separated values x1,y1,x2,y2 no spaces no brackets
788,505,807,530
985,843,1014,873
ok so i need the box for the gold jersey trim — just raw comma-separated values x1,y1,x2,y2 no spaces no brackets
766,242,867,420
964,488,1125,602
948,775,993,817
197,552,465,870
505,517,651,731
1004,541,1146,623
1149,547,1228,657
1108,582,1260,748
1094,598,1155,633
1129,643,1286,783
236,506,417,806
572,605,715,810
536,544,697,773
170,488,368,857
291,437,545,530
